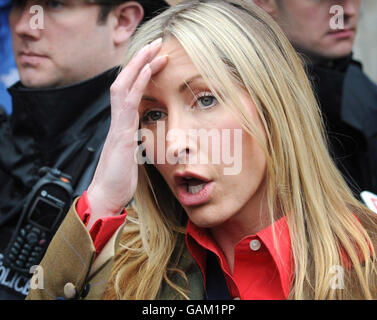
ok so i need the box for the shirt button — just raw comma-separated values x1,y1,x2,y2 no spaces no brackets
64,282,77,299
249,239,261,251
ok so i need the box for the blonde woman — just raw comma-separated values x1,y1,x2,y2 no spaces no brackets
28,0,377,300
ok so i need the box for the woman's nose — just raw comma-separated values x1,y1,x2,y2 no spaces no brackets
165,127,197,165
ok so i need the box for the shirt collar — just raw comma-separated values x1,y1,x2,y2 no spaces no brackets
8,67,119,138
256,217,293,298
185,216,293,298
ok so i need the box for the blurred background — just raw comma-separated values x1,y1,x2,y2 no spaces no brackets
353,0,377,83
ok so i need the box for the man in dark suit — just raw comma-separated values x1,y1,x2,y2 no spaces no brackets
255,0,377,198
0,0,170,299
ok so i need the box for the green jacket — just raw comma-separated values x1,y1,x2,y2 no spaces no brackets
26,198,205,300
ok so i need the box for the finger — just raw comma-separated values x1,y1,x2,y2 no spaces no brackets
115,56,168,125
116,64,152,127
125,56,169,113
126,63,152,111
110,39,163,112
113,38,163,95
150,55,169,76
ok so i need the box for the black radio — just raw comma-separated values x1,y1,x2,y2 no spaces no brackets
4,167,73,274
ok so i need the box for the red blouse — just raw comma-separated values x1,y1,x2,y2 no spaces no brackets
76,191,127,256
76,193,294,299
186,217,293,299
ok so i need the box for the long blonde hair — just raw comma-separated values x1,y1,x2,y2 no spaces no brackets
103,0,377,299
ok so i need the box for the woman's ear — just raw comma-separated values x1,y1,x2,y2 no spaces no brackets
111,1,144,46
254,0,278,17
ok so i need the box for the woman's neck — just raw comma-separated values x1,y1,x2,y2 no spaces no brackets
209,211,271,274
208,188,280,274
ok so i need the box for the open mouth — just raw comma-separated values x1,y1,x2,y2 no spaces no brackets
175,174,214,206
184,178,207,194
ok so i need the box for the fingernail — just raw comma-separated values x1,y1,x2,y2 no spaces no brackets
159,55,169,64
138,43,150,55
150,38,162,48
154,54,169,61
141,63,150,73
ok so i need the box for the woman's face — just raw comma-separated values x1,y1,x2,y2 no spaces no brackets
139,38,268,229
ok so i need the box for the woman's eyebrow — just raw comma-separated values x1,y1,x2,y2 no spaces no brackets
142,75,204,101
178,75,203,93
141,95,157,102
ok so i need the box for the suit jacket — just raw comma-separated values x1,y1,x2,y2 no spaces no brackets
307,58,377,197
26,198,205,300
0,68,115,299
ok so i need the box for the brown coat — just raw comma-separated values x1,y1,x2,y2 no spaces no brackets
26,198,205,300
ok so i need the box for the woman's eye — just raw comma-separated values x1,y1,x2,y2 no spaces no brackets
46,0,64,9
142,110,166,123
195,94,217,109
